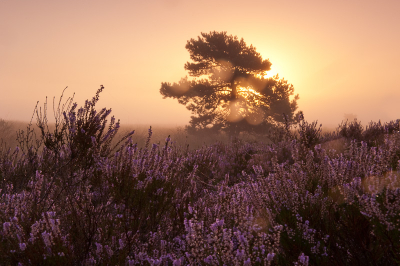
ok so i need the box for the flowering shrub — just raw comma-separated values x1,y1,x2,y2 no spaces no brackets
0,87,400,265
338,119,364,142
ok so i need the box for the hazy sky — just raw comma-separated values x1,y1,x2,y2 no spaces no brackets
1,0,399,128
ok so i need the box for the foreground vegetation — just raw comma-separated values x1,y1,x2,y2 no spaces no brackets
1,88,400,265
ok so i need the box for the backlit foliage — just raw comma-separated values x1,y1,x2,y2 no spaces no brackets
160,31,299,135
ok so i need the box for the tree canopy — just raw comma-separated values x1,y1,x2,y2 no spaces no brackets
160,31,299,135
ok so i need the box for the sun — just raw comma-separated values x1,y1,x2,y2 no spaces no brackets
263,64,281,79
254,64,281,80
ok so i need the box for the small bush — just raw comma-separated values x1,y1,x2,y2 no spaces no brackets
338,119,364,142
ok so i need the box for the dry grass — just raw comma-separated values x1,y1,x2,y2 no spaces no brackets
0,120,274,151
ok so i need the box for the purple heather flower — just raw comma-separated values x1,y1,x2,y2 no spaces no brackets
41,231,51,247
204,255,213,264
172,258,182,266
236,249,245,260
217,219,224,227
3,222,11,233
210,222,218,232
95,242,103,254
267,252,275,261
243,258,251,265
19,243,26,251
298,253,309,265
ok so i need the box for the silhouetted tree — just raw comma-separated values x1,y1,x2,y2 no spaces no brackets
160,31,299,135
344,113,357,121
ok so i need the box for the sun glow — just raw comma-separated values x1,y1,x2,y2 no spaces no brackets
224,86,267,124
263,64,281,79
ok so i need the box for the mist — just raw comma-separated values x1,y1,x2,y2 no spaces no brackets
1,0,399,130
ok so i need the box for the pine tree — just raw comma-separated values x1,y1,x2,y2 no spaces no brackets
160,31,299,135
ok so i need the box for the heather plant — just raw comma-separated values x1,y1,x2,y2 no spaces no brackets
338,119,364,142
0,118,14,147
36,86,134,161
247,137,400,265
296,113,322,149
1,87,400,265
363,121,385,146
362,120,400,148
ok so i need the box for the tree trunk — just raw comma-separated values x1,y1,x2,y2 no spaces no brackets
231,81,237,100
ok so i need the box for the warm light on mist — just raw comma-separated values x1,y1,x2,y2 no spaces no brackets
212,60,234,82
225,89,266,125
1,0,400,127
245,107,265,125
226,99,246,122
170,79,190,95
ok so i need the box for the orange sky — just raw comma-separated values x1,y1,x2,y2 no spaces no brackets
1,0,399,128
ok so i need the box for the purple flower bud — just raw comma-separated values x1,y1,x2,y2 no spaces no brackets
173,258,182,266
19,243,26,251
244,258,251,265
3,222,10,233
267,252,275,261
298,253,309,264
